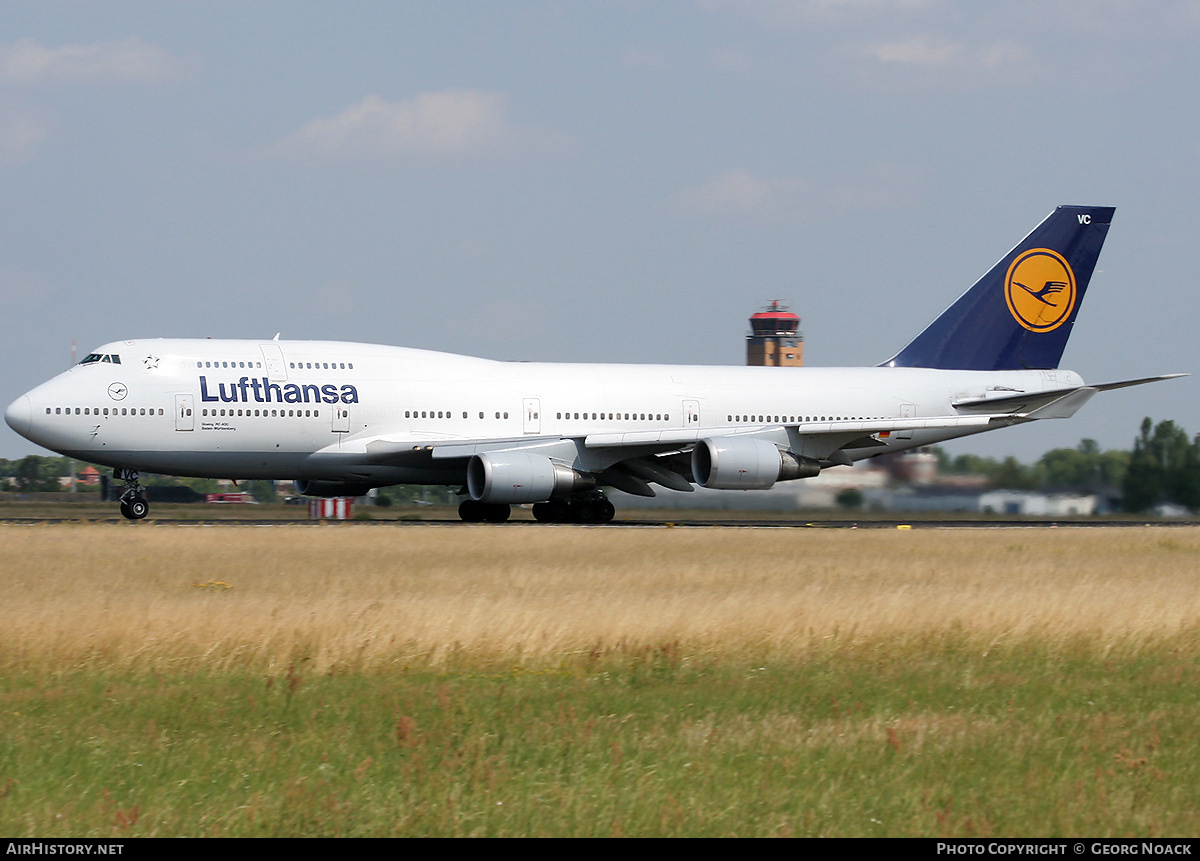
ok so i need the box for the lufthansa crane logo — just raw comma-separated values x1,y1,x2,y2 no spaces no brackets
1004,248,1077,332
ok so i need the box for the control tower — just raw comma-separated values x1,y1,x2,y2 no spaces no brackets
746,301,804,366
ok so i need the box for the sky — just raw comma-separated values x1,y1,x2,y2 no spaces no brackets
2,0,1198,462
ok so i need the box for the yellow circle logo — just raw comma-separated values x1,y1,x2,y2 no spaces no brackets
1004,248,1076,332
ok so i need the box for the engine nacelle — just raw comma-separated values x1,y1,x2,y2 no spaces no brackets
293,479,374,498
467,451,594,504
692,437,820,490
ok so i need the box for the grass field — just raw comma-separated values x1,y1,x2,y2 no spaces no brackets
1,523,1198,836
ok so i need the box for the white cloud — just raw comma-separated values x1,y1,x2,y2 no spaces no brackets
669,164,925,219
0,37,195,84
698,0,941,28
866,34,1030,72
273,90,563,159
868,34,964,66
0,106,52,165
976,41,1032,71
669,169,801,216
852,33,1035,86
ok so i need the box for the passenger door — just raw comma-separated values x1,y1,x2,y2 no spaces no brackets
896,403,915,439
523,398,541,434
260,343,288,381
175,394,194,431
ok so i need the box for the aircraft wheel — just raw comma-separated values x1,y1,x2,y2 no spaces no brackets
533,499,571,523
122,496,149,520
530,497,611,524
483,503,511,523
458,500,485,522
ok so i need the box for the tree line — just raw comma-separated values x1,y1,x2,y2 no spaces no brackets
932,417,1197,512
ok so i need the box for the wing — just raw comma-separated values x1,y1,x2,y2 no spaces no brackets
311,374,1186,497
329,413,1008,498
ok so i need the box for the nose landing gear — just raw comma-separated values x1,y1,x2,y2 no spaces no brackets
115,469,149,520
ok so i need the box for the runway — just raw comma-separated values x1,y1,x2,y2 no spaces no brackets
3,515,1198,528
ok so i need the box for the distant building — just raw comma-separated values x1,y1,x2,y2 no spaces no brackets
747,301,803,366
880,448,939,485
887,487,1099,516
978,490,1098,517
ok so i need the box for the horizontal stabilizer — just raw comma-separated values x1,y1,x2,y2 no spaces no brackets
953,386,1092,415
953,374,1185,418
1020,388,1097,420
1091,373,1188,392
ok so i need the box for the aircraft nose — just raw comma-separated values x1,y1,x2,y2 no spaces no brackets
5,395,32,438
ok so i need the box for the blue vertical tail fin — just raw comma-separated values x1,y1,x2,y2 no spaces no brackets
884,205,1114,370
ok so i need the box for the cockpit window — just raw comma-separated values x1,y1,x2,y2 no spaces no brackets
78,353,121,365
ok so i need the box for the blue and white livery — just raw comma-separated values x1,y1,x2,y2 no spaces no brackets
5,206,1181,522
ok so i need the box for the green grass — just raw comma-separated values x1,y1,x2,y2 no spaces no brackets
4,524,1199,836
3,639,1198,837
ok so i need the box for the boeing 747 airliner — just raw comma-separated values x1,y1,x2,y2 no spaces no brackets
4,206,1182,522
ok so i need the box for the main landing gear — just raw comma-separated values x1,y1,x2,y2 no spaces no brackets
532,492,615,524
457,499,512,523
115,469,149,521
457,491,616,524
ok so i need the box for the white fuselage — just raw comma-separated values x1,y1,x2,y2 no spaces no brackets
6,338,1082,488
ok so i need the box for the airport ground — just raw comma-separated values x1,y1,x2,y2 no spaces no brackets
2,494,1198,527
1,517,1198,836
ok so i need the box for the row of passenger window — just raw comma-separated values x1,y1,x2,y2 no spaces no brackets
400,410,670,422
202,408,321,418
193,360,356,370
47,406,163,416
727,414,885,424
406,410,511,419
558,412,669,422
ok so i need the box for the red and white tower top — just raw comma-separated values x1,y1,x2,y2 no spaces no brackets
746,301,804,366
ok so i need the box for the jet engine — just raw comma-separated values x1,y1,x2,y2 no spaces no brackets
691,437,820,490
293,479,375,498
467,451,595,504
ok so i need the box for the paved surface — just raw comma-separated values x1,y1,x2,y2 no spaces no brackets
3,516,1198,529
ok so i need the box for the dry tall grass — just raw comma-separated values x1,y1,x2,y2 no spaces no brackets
2,524,1198,673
